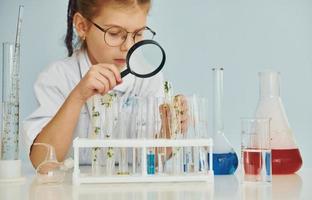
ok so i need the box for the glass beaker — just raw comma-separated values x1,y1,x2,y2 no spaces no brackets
241,118,271,183
211,67,238,175
255,71,302,174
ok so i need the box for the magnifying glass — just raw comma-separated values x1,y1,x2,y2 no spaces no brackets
120,40,166,78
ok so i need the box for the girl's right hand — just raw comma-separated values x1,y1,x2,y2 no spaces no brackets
73,63,122,103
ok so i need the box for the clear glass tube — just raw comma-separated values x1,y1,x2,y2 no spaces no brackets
158,97,168,174
101,93,117,176
163,81,184,174
90,96,101,175
1,5,24,161
1,42,19,160
117,97,129,175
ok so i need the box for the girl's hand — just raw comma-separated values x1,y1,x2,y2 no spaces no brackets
73,63,122,103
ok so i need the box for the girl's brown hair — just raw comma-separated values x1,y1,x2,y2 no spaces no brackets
65,0,151,57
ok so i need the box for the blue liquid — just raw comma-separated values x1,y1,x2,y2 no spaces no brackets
265,152,271,175
208,152,238,175
183,152,191,172
147,153,155,174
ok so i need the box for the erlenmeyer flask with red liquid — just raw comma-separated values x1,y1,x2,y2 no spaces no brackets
255,70,302,174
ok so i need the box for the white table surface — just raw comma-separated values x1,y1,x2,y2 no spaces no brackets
1,167,312,200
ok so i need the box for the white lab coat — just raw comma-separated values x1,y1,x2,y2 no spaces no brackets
22,49,164,163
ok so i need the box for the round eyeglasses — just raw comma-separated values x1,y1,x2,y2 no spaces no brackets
88,20,156,47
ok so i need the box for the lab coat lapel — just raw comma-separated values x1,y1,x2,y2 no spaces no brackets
77,50,94,120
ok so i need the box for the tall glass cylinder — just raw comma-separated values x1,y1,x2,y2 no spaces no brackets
212,68,224,135
1,42,20,160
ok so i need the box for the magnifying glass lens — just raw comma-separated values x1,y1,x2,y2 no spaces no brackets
121,40,166,78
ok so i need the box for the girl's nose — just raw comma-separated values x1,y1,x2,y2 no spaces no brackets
120,34,135,52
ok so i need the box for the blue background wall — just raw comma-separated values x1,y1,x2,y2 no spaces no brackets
1,0,311,168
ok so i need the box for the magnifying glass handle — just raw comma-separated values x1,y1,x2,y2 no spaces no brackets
121,69,130,78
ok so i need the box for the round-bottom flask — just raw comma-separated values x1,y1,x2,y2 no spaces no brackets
211,68,238,175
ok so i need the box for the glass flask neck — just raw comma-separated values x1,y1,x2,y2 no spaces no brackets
212,67,224,135
259,71,281,98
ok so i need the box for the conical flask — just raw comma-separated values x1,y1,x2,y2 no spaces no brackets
212,67,238,174
255,70,302,174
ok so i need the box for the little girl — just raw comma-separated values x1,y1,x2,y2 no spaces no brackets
22,0,174,168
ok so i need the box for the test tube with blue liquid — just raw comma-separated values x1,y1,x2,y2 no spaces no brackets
147,149,155,174
145,97,158,175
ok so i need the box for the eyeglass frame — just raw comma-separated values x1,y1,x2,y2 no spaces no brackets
86,19,156,47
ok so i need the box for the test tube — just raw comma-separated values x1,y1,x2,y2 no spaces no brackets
101,93,117,175
91,96,101,175
198,97,209,172
117,97,129,175
157,97,167,174
146,98,156,175
172,95,185,174
191,95,201,173
183,96,194,173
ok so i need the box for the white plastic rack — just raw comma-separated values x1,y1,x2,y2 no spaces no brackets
73,137,214,185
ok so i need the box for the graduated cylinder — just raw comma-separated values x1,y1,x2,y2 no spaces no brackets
1,42,20,160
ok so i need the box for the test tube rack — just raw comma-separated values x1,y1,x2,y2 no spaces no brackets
72,137,214,185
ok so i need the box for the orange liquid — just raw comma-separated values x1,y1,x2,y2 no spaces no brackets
272,148,302,174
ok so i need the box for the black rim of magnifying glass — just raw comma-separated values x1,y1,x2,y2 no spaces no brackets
120,39,166,78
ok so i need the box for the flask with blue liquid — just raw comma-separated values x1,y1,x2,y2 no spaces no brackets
211,67,238,175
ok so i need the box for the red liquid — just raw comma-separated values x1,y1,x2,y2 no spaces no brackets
272,148,302,174
243,150,263,175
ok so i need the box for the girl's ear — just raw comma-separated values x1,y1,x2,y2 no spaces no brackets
73,12,89,39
